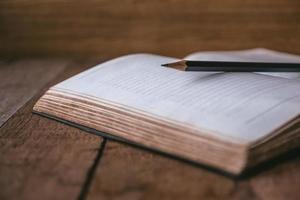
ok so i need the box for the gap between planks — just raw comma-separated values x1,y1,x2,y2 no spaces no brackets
0,59,105,200
77,138,107,200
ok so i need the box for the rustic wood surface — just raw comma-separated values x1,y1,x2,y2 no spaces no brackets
0,60,68,127
87,141,300,200
0,59,299,200
0,60,104,200
0,0,300,59
1,0,300,199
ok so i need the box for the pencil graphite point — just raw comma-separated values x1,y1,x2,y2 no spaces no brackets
161,60,187,71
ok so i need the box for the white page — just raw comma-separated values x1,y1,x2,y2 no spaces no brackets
54,52,300,144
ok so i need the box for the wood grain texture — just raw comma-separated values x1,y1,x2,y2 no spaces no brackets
0,60,104,200
0,59,299,200
0,59,68,127
1,0,300,198
87,141,300,200
0,0,300,59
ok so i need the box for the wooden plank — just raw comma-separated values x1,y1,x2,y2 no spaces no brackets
249,158,300,200
87,141,300,200
0,59,68,127
0,60,104,200
0,0,300,58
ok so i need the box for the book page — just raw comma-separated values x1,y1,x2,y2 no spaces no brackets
54,53,300,144
185,48,300,79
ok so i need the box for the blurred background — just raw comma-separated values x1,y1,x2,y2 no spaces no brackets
0,0,300,60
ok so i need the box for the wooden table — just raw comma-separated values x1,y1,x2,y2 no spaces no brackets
1,0,300,199
0,58,299,200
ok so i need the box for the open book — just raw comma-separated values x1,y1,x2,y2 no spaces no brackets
33,48,300,175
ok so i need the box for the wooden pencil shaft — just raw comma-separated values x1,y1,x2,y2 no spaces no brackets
164,60,300,72
186,66,300,72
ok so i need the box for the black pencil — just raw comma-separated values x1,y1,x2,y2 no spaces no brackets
161,60,300,72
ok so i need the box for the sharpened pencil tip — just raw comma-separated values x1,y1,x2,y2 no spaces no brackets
161,60,188,71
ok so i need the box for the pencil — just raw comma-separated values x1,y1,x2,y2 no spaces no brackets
161,60,300,72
